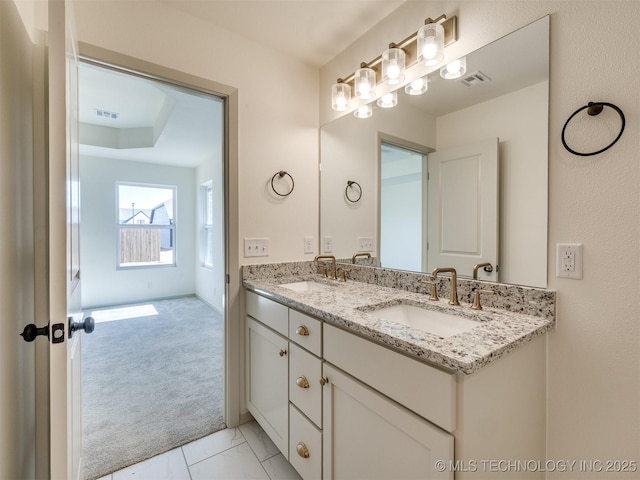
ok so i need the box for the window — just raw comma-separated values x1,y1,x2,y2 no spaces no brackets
202,181,214,269
117,183,176,268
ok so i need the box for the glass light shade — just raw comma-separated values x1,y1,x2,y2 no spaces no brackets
354,67,376,100
376,91,398,108
331,82,352,111
440,57,467,79
418,22,445,66
353,104,373,119
382,48,406,85
404,76,428,95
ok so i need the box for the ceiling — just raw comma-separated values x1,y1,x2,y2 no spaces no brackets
160,0,406,68
79,1,407,167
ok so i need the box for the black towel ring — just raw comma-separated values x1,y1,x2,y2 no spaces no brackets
271,171,294,197
561,101,625,156
345,180,362,203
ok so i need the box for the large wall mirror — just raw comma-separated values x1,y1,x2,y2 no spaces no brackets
320,16,549,288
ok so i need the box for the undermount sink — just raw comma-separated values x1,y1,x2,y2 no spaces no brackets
280,281,332,292
365,302,480,338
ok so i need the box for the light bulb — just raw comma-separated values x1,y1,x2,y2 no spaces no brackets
422,42,438,61
376,91,397,108
382,48,405,85
440,57,467,80
404,76,428,95
354,68,376,100
353,104,373,119
331,82,351,112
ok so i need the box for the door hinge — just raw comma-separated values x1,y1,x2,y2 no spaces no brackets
226,273,230,284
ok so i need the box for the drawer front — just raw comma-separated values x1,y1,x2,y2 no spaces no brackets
289,309,322,356
246,290,288,336
323,324,456,432
289,343,322,427
290,404,322,480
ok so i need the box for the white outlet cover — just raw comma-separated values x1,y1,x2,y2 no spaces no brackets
556,243,582,279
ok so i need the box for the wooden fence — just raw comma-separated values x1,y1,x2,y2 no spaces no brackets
120,228,161,264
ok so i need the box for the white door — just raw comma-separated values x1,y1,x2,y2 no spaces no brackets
427,139,499,280
48,0,87,478
322,363,454,480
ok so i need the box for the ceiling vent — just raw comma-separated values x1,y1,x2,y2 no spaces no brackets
96,109,120,119
457,71,491,88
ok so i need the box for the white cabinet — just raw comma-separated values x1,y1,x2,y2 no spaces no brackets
245,289,546,480
322,363,453,480
246,302,289,457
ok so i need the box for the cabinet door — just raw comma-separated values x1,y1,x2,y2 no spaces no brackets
246,317,289,457
322,363,453,480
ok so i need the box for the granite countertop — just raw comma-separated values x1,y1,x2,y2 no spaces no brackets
243,274,554,375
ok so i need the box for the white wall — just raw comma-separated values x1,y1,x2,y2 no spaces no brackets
0,1,36,478
73,1,319,265
321,1,640,475
80,156,196,307
321,103,435,259
195,158,224,312
437,81,548,287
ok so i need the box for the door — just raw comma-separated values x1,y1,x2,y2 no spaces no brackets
427,139,499,280
48,0,86,478
322,363,453,480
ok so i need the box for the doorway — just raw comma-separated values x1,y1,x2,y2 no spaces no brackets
77,61,227,478
379,141,428,272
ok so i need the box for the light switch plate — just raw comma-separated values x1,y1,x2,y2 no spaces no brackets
244,238,269,257
323,236,333,253
304,236,314,254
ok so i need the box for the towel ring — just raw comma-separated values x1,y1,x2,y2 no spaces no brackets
345,180,362,203
271,171,294,197
561,101,625,156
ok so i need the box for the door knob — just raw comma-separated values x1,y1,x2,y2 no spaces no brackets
20,323,49,342
68,316,95,338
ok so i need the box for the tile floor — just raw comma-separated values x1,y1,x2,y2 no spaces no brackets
96,420,302,480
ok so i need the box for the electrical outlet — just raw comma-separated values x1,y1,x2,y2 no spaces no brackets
323,236,333,253
358,237,374,252
556,243,582,279
304,236,314,254
244,238,269,258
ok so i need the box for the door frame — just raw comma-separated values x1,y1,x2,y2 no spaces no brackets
37,42,241,475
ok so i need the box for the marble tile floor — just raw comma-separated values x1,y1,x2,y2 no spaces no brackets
96,420,302,480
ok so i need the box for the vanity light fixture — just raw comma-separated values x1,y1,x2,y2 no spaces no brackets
331,14,457,113
382,47,406,85
440,56,467,79
354,67,377,100
418,21,445,66
377,91,398,108
405,76,428,95
331,82,351,112
353,104,373,119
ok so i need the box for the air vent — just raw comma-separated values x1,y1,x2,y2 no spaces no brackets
457,71,491,88
96,109,120,119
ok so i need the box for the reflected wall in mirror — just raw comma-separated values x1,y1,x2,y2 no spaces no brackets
320,16,549,288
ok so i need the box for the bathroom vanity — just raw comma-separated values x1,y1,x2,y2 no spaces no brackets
243,262,554,479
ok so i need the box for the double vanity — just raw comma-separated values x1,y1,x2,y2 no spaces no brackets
243,260,555,479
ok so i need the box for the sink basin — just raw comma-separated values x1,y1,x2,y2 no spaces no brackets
366,303,480,338
280,281,331,292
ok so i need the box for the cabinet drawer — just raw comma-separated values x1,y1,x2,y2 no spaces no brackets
324,324,456,432
290,404,322,480
246,290,288,336
289,343,322,427
289,309,322,356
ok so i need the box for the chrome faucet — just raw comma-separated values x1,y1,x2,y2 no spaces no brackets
315,255,337,280
431,267,460,306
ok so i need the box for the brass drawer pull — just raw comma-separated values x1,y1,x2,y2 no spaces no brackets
296,442,310,458
296,325,310,336
279,349,287,357
296,376,310,389
319,377,329,386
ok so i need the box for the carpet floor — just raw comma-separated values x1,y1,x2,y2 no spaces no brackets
81,296,225,480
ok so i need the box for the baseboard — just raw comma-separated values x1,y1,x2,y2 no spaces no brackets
194,294,223,316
